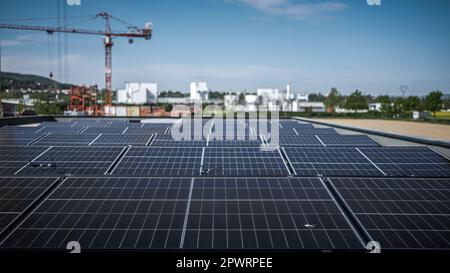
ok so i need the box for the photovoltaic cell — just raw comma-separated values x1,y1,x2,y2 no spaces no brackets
202,147,290,177
92,134,152,146
31,133,100,146
0,146,50,176
0,177,58,234
16,146,125,177
81,127,126,135
318,135,379,147
0,126,41,134
359,147,450,177
112,147,203,177
0,133,45,145
0,177,190,249
329,177,450,250
36,127,85,134
276,135,323,147
124,128,166,135
283,147,384,177
182,177,364,249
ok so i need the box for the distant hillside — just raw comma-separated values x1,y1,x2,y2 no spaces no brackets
0,71,72,90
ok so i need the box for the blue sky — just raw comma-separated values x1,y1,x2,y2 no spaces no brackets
1,0,449,95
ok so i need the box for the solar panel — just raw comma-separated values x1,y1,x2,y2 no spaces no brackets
69,119,110,127
0,126,41,134
81,127,127,135
329,177,450,250
283,147,384,177
280,121,315,130
37,127,85,134
40,121,77,127
207,139,262,147
0,118,448,253
31,133,100,146
0,177,58,235
124,128,166,135
0,177,190,249
276,135,323,146
111,147,203,177
91,134,152,146
16,146,125,177
109,122,142,128
182,177,365,249
295,129,338,135
202,147,290,177
359,147,450,177
0,133,45,145
318,135,379,147
142,123,171,129
0,146,50,176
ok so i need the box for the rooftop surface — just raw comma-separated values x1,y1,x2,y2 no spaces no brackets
0,118,448,252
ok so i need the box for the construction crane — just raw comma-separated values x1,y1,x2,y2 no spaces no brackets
0,12,153,106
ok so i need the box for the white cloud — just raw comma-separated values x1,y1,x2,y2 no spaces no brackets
229,0,347,20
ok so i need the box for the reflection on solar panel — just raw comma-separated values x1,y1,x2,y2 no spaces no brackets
202,148,289,177
17,146,125,177
92,134,152,146
183,177,364,249
0,177,190,249
329,177,450,250
0,177,58,234
112,147,203,177
318,135,379,147
359,147,450,177
32,133,99,146
283,147,384,177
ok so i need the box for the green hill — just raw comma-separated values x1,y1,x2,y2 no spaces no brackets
0,71,72,91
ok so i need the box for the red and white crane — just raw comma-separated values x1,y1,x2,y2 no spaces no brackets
0,12,153,106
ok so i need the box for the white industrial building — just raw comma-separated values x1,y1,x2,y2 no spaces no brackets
190,82,209,101
257,88,279,100
117,82,157,104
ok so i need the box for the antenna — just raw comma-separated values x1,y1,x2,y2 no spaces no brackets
400,85,408,97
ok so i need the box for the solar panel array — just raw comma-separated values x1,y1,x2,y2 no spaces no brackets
0,118,449,252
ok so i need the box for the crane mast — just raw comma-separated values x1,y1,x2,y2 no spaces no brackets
0,12,153,106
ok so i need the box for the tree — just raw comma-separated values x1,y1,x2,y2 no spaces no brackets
344,90,368,113
425,90,443,117
403,96,421,112
308,93,325,102
376,95,392,114
324,88,343,112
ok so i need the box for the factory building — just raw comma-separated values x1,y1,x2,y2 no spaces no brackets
190,82,209,101
117,82,158,104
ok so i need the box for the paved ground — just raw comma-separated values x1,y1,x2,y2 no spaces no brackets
314,119,450,141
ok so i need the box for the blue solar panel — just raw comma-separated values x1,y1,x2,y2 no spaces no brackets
283,147,384,177
111,147,203,177
359,147,450,177
318,135,379,147
329,177,450,250
202,147,290,177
